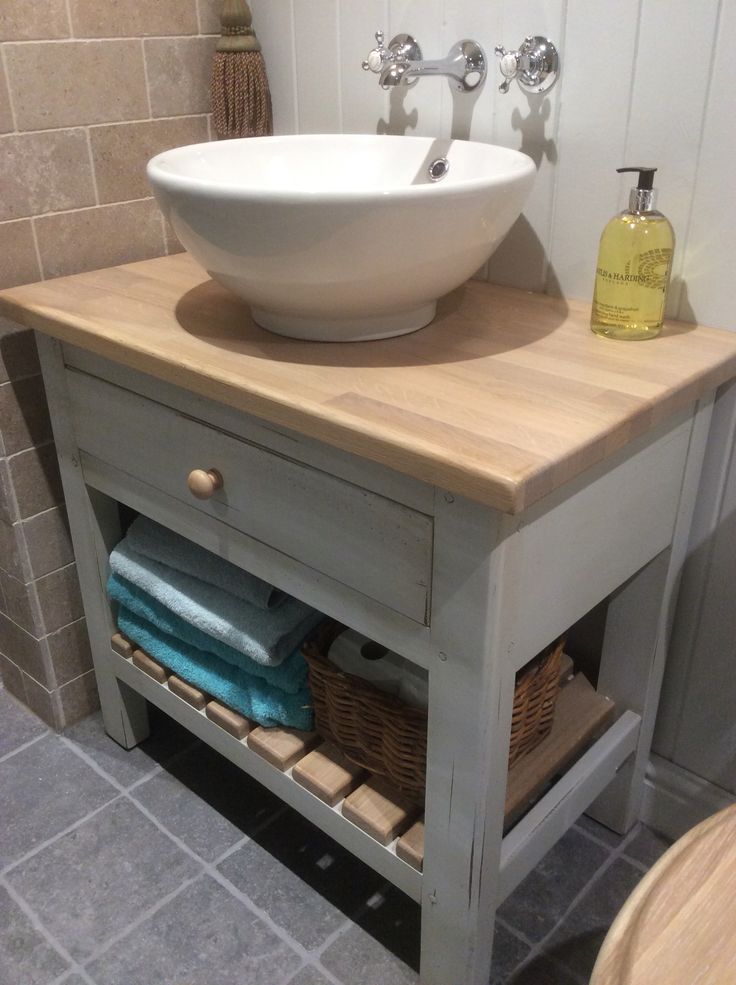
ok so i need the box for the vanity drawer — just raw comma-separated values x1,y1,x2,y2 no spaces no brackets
65,369,433,623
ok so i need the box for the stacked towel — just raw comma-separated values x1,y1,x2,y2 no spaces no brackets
108,516,322,729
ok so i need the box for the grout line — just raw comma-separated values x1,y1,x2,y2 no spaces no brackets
31,196,155,223
73,871,207,968
84,127,101,206
2,113,208,139
508,823,643,981
0,44,20,134
335,0,343,133
1,792,122,878
289,0,300,133
62,729,308,961
1,875,96,985
140,39,154,120
3,35,206,45
0,730,48,764
63,0,74,38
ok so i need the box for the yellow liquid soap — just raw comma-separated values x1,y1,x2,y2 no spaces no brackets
591,210,674,341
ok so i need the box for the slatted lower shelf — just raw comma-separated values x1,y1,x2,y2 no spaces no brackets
110,633,616,883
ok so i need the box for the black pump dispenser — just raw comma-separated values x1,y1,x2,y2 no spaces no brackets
617,166,657,211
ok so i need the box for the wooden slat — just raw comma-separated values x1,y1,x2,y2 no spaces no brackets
247,726,320,771
4,252,736,512
131,649,168,684
110,632,133,659
292,741,367,807
167,675,207,711
205,700,251,739
342,776,421,846
397,820,425,872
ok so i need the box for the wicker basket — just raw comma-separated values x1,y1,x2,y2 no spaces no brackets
302,622,564,802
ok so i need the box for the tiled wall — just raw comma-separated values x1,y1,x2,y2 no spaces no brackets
0,0,222,727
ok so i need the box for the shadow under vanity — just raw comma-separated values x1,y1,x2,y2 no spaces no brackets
2,252,736,985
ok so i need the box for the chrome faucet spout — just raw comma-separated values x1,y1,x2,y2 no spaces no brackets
363,33,487,92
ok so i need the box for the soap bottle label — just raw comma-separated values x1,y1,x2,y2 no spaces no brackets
591,215,674,341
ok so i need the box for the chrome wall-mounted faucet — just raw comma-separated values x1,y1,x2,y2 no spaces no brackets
494,36,559,94
362,31,487,92
362,31,560,96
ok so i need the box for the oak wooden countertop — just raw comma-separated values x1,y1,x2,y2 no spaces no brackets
3,253,736,514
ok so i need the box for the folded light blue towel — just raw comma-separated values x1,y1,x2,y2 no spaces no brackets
126,516,286,610
110,539,323,667
108,572,308,695
117,606,313,731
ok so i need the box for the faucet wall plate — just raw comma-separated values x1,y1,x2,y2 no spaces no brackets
494,36,559,95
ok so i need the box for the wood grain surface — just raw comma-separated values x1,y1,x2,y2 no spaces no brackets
3,253,736,513
590,803,736,984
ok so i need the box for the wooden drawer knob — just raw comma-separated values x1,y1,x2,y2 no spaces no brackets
187,468,223,499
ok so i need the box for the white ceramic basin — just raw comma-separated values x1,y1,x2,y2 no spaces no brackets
148,134,536,342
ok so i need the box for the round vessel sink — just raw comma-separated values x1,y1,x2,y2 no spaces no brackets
148,134,536,342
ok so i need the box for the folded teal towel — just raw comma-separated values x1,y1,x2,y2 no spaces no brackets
126,516,286,609
108,572,308,695
110,539,323,667
117,606,313,731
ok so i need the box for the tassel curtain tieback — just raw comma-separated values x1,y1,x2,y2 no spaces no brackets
212,0,273,139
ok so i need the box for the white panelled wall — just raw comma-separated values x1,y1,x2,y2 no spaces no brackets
251,0,736,818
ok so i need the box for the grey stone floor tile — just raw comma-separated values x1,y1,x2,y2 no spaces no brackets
497,828,609,944
132,742,282,862
0,735,118,867
623,824,672,868
63,707,196,788
0,687,48,758
490,923,532,983
0,882,70,984
320,923,418,985
503,954,582,984
87,874,301,985
349,885,420,972
6,798,200,962
218,808,385,950
285,966,337,985
543,857,644,981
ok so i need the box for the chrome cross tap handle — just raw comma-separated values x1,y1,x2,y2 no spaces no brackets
361,31,390,73
494,36,559,94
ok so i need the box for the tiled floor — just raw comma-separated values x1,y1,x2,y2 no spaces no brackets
0,683,672,985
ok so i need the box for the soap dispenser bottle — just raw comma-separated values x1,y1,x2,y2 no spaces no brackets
591,167,674,340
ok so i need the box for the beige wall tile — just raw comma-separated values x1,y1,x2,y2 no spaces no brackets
0,519,24,581
0,1,70,40
58,669,99,727
21,506,74,580
46,618,92,688
0,613,49,684
90,115,208,204
0,460,12,524
0,317,40,385
7,442,64,521
0,129,96,222
35,199,166,279
0,219,42,289
5,40,149,130
0,64,13,134
0,568,39,636
198,0,224,35
34,563,84,635
0,651,26,702
145,36,217,117
21,673,61,728
69,0,198,38
0,376,53,456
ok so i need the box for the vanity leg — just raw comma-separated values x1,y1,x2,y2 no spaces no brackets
36,336,150,748
419,495,519,985
586,551,671,833
588,396,715,834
